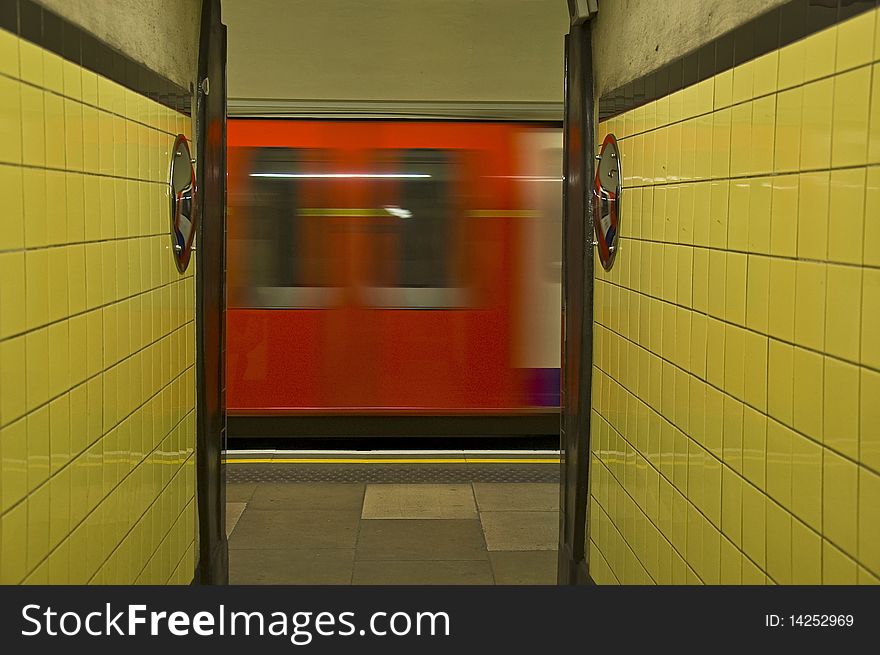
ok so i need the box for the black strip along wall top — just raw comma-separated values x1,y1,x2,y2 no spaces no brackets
0,0,191,114
598,0,879,122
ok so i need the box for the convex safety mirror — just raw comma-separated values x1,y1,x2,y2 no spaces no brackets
592,133,621,271
169,134,196,273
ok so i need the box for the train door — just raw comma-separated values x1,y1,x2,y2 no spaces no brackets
361,139,466,410
318,129,383,409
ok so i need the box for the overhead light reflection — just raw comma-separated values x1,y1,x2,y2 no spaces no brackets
250,173,432,179
383,205,413,219
488,175,563,182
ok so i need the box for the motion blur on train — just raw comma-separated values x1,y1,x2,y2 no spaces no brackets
226,119,562,430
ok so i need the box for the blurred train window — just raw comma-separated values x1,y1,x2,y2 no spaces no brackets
363,149,467,308
228,147,334,308
373,149,456,289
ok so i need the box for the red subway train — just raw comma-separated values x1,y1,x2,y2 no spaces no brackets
225,119,561,431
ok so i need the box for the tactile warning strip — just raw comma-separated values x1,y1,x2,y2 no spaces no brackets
226,464,560,484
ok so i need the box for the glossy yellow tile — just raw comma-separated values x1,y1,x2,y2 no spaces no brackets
0,75,23,165
743,331,768,412
732,60,755,105
766,419,792,509
766,500,791,584
26,404,50,491
742,406,766,491
836,9,875,71
707,249,727,320
823,449,858,556
768,258,796,342
722,394,744,473
792,347,823,442
777,38,805,90
692,248,709,315
870,65,880,164
0,28,18,77
0,502,27,584
828,167,866,266
750,96,775,175
752,51,778,99
832,66,871,168
797,171,829,261
774,86,802,173
861,268,880,370
0,335,26,426
62,59,82,100
748,177,771,255
824,265,861,363
765,175,800,257
745,255,770,333
791,519,821,584
44,90,65,169
859,466,880,576
0,418,27,512
42,51,64,95
17,35,41,83
729,102,752,178
711,108,731,179
793,261,826,351
46,324,69,405
719,535,741,584
823,357,859,459
705,319,726,392
25,249,49,331
22,168,47,248
0,251,26,340
790,431,822,531
823,540,858,584
741,481,766,568
63,98,84,171
800,78,834,170
20,84,45,167
767,340,794,427
858,567,880,585
861,368,880,472
725,252,747,326
45,243,68,321
865,167,880,267
727,180,749,251
802,24,837,82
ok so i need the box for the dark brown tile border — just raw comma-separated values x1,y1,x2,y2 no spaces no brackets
0,0,190,115
598,0,878,122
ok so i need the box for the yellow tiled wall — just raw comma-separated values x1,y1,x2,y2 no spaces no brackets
0,27,197,584
589,8,880,585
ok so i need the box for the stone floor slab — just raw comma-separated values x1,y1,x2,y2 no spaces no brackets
226,502,247,538
229,509,361,550
479,511,558,551
356,519,487,561
230,548,355,585
473,483,558,512
227,483,258,503
352,560,493,585
248,483,365,511
361,484,477,519
489,550,558,584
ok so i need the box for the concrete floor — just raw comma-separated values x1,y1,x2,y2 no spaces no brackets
226,482,559,584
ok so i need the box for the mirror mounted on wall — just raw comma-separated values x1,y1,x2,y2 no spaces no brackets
592,133,621,271
169,134,197,273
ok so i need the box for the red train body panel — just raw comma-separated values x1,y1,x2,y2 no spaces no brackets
226,119,560,416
